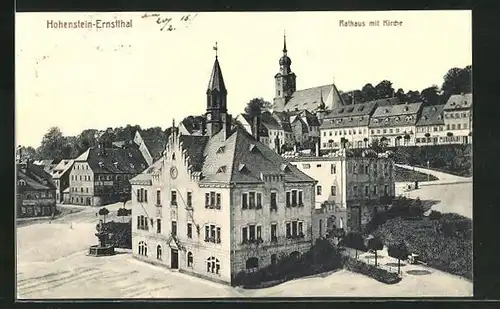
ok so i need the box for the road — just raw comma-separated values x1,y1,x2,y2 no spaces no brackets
16,203,472,298
395,165,472,219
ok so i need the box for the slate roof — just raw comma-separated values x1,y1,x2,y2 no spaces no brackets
444,93,472,111
138,130,168,162
51,159,75,179
17,163,57,191
207,57,227,93
130,158,164,185
320,101,379,129
194,128,315,184
272,112,293,132
369,102,423,128
416,104,445,126
74,146,148,174
181,116,206,135
237,114,270,138
284,84,345,112
179,135,210,172
260,112,282,130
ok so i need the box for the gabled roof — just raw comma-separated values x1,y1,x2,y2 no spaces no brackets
180,116,206,135
371,102,423,118
17,163,57,190
130,158,164,185
207,57,227,93
137,130,168,162
272,112,293,132
74,146,148,174
369,102,423,128
416,104,445,126
444,93,472,110
174,128,315,185
51,159,75,179
260,112,282,130
320,101,379,129
284,84,344,112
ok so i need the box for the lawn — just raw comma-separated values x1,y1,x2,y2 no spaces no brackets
394,166,438,183
371,214,472,280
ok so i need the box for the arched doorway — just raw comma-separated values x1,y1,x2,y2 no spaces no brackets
246,257,259,273
157,245,162,260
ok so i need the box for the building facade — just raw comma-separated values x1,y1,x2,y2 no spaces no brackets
69,144,148,206
131,52,316,285
51,159,74,203
415,104,446,145
16,161,57,218
369,102,423,147
288,149,396,236
443,93,472,144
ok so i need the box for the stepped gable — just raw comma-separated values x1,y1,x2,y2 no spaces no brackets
178,135,210,172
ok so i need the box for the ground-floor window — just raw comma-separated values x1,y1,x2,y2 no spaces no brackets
138,241,148,256
187,251,193,267
21,207,26,214
271,254,277,266
157,245,162,260
206,256,220,275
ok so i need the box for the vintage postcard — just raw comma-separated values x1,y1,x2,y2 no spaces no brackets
15,10,472,299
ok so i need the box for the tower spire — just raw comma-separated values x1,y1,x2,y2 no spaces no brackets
283,31,287,54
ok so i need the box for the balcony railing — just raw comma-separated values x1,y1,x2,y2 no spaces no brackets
205,204,221,210
204,236,221,244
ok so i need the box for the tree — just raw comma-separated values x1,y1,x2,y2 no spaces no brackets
420,85,441,106
37,127,67,161
409,197,424,218
395,88,407,103
375,80,394,99
442,66,472,101
99,207,110,223
117,207,128,223
387,242,409,274
339,232,366,259
17,146,39,161
369,138,385,153
406,90,421,103
361,83,377,102
245,98,272,117
367,236,384,266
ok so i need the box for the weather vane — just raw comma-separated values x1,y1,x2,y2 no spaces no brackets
213,41,218,58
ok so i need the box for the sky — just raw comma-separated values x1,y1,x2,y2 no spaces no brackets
16,11,471,148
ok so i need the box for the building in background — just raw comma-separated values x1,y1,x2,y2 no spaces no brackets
131,51,316,286
287,149,395,237
272,35,345,113
443,93,472,144
50,159,75,203
415,104,446,145
369,102,423,147
133,130,169,167
16,161,57,218
69,142,148,206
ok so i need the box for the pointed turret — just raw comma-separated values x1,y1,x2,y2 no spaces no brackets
206,42,229,138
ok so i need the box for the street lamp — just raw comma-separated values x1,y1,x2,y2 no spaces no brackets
427,160,430,182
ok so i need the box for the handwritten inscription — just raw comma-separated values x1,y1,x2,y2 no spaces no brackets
339,20,403,27
141,13,198,31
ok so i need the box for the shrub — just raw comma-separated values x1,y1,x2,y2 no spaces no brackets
232,239,343,287
342,256,401,284
428,210,443,220
96,220,131,249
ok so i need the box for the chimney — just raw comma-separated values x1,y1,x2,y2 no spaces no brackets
315,141,320,157
252,115,260,140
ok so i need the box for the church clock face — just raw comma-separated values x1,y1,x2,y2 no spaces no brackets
170,167,178,179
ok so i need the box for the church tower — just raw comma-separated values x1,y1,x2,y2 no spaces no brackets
273,34,297,112
206,43,229,138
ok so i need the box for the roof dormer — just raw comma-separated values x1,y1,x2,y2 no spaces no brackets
216,146,225,154
217,165,227,174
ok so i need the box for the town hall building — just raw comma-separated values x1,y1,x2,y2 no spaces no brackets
130,49,317,285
